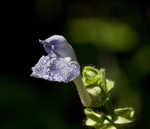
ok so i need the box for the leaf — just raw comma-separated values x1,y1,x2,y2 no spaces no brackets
114,107,135,124
105,79,114,93
84,108,104,121
84,108,105,127
105,125,117,129
114,116,133,124
87,86,107,107
85,118,97,126
97,123,117,129
98,69,106,90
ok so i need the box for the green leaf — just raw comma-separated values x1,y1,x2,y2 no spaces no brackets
84,108,104,122
87,86,107,107
114,107,135,124
100,125,117,129
96,120,116,129
114,116,133,124
105,125,117,129
85,118,97,126
84,108,105,127
98,69,106,90
105,79,114,93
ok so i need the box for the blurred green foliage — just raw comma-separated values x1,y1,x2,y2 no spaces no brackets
68,18,138,52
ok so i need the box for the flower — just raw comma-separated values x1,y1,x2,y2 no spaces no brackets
31,35,80,83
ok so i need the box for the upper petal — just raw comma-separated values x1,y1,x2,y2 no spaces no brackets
39,35,77,61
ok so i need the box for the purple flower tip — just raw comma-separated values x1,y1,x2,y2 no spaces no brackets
31,35,80,83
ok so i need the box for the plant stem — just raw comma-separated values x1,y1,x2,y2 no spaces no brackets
105,99,115,120
73,75,92,107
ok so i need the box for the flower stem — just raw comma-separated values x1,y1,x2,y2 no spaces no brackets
73,75,92,107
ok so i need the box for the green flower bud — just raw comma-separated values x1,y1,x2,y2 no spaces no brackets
83,66,100,86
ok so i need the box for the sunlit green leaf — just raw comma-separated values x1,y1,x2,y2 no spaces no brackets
97,123,117,129
98,69,106,90
105,125,117,129
102,125,117,129
84,108,104,121
114,116,133,124
114,107,135,124
105,79,114,93
85,118,97,126
84,108,105,127
87,86,107,107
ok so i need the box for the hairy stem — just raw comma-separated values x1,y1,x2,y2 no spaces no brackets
73,75,92,107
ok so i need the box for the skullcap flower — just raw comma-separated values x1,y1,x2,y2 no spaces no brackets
31,35,80,83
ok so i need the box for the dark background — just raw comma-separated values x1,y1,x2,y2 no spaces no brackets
0,0,150,129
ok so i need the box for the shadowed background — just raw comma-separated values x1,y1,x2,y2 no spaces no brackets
0,0,150,129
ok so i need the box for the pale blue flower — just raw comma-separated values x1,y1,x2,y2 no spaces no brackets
31,35,80,83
